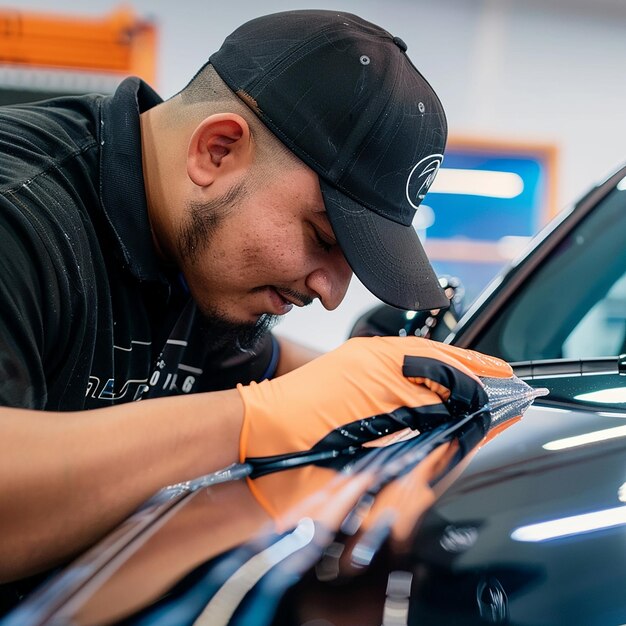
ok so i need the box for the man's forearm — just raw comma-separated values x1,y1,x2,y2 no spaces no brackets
274,336,322,376
0,389,243,582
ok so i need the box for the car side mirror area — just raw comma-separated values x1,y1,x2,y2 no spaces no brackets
349,276,465,342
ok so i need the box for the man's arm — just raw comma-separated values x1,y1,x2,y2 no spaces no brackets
0,390,243,583
274,335,322,376
0,336,514,587
0,334,316,583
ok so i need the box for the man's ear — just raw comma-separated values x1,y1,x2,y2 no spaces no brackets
187,113,252,187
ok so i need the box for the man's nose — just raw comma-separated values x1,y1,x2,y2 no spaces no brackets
305,251,352,310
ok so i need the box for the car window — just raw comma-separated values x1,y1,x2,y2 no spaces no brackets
472,181,626,361
563,270,626,357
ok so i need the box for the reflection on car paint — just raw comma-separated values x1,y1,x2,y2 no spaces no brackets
439,524,479,553
476,575,508,624
575,387,626,404
381,570,412,626
511,505,626,543
543,423,626,450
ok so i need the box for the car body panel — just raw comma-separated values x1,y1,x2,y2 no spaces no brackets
278,375,626,626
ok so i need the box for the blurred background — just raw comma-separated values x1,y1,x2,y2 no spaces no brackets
2,0,625,350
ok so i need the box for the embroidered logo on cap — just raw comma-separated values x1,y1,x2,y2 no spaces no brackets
405,154,443,209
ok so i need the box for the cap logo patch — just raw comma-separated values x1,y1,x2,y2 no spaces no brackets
405,154,443,209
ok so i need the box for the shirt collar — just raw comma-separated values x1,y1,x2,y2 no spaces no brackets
99,77,165,283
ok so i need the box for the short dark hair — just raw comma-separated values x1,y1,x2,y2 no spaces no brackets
178,63,300,173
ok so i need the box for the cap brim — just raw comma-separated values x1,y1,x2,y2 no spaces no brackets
320,179,449,311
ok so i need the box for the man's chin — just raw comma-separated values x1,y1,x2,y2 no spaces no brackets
196,310,280,352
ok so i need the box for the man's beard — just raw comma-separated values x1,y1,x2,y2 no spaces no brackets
176,181,285,353
177,182,244,263
196,310,279,353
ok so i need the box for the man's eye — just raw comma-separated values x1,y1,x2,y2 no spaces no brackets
313,228,333,252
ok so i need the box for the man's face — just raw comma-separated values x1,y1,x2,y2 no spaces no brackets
176,164,353,344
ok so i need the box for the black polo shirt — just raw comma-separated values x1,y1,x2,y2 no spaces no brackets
0,76,277,412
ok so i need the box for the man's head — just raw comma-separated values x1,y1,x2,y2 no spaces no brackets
141,10,447,347
142,63,351,348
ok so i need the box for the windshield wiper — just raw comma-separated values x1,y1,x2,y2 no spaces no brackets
511,355,626,379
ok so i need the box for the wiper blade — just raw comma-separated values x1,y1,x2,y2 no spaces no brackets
511,355,626,378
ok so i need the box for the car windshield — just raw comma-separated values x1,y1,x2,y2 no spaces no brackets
472,176,626,361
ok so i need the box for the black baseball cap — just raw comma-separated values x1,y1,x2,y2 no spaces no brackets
210,10,448,311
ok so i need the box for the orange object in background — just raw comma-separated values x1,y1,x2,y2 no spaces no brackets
0,6,157,86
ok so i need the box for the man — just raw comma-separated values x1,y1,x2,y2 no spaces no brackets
0,9,512,611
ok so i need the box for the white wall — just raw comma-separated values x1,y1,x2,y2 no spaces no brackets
11,0,626,350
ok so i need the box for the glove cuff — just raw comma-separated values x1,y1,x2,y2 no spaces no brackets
236,382,252,465
237,382,283,519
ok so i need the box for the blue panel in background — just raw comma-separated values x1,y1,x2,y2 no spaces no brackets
425,152,545,240
420,145,553,310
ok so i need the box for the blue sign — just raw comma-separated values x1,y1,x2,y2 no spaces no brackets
420,143,554,307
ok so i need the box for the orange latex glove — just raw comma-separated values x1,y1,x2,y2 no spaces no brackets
236,336,512,518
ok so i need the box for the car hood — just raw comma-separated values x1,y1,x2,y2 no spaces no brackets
281,372,626,626
400,394,626,626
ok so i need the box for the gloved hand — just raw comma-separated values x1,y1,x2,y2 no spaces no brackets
236,336,512,518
